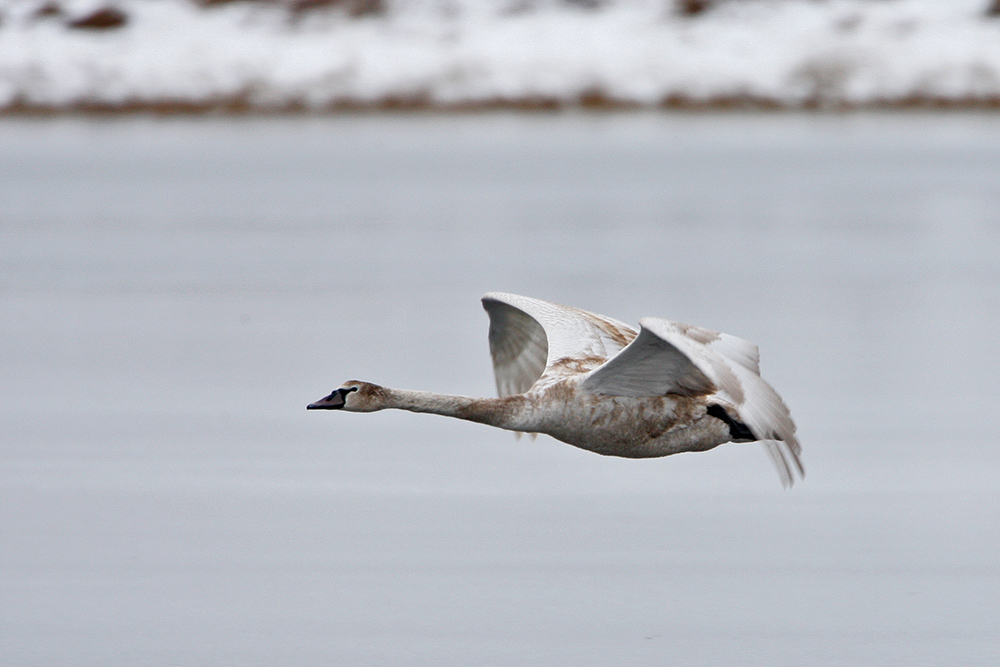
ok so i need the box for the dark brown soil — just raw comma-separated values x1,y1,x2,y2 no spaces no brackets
67,6,128,30
3,92,1000,116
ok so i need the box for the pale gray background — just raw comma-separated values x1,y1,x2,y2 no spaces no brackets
2,113,998,665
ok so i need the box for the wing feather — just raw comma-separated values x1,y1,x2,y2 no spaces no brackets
721,360,803,486
482,293,636,396
482,297,548,396
580,325,722,398
708,332,760,374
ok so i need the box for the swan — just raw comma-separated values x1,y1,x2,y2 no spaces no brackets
308,292,803,485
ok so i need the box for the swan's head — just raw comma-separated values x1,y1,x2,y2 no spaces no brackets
307,381,387,413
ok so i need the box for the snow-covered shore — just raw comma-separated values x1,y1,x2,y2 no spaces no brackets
2,0,1000,112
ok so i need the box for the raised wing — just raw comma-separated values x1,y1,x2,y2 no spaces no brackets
482,293,636,397
583,317,803,485
481,296,547,397
581,318,754,398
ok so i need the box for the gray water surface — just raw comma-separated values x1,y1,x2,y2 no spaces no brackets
2,113,999,665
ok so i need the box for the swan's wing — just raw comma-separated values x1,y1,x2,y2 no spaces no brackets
481,295,547,397
706,330,760,375
721,356,803,487
580,319,736,398
482,292,637,396
583,317,803,485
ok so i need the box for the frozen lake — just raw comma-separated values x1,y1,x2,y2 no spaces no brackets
2,112,999,665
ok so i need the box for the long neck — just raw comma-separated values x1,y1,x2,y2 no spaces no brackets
381,387,532,431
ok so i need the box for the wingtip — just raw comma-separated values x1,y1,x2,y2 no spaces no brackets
762,438,805,488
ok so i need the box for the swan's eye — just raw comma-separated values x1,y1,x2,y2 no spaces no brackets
342,387,358,396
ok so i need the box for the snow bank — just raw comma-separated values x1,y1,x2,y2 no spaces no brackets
2,0,1000,111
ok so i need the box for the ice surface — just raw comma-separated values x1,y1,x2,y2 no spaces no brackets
2,0,1000,110
2,113,1000,665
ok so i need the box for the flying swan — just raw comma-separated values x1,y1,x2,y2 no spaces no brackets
308,293,803,485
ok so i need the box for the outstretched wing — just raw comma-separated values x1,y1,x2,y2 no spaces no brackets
481,296,547,397
481,292,636,397
583,317,803,485
579,322,725,398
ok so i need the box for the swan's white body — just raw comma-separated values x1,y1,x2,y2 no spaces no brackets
309,292,803,485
